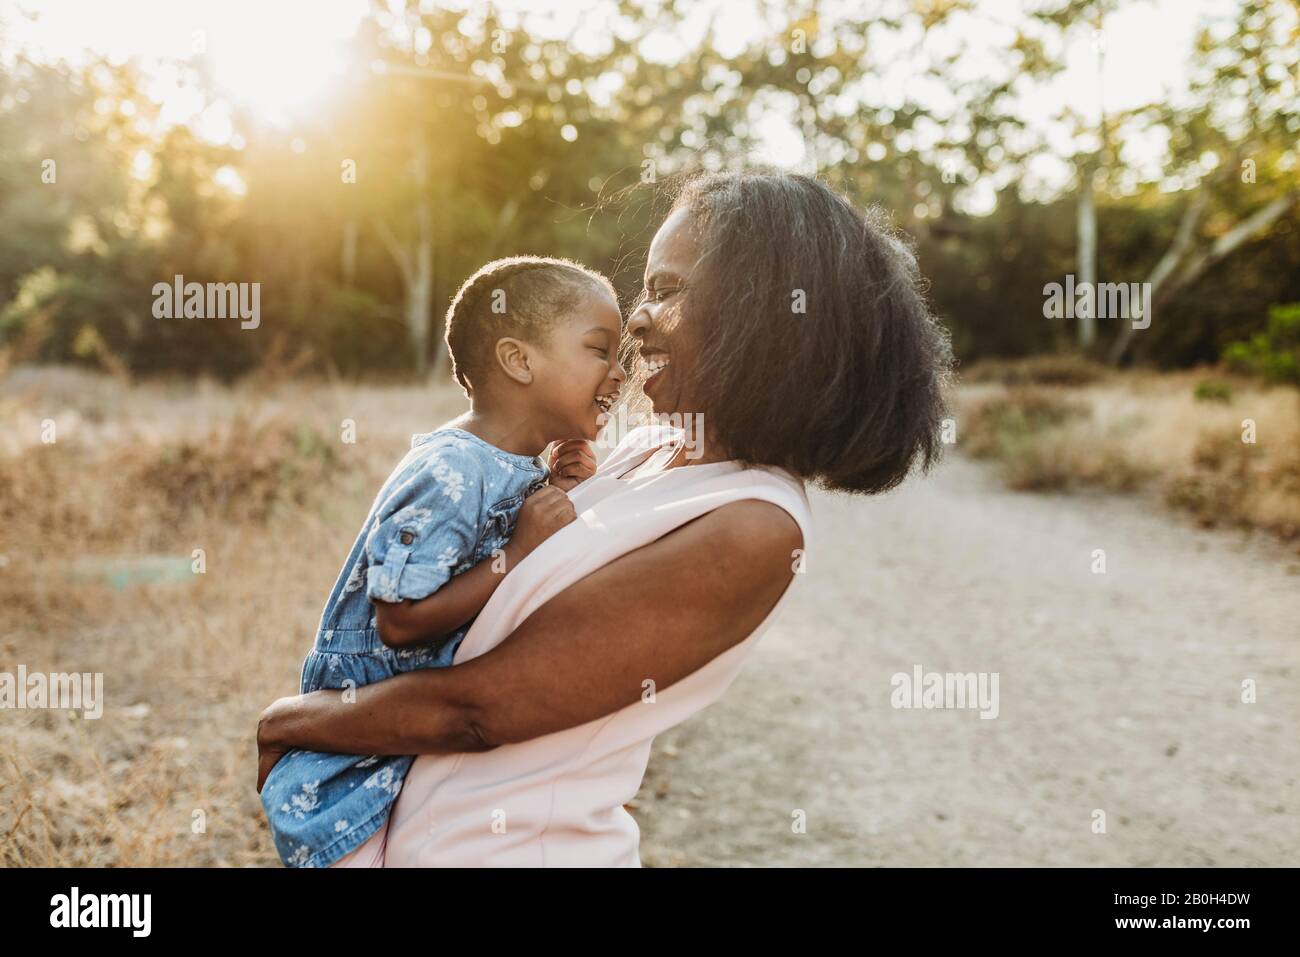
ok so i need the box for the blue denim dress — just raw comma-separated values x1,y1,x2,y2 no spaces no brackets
260,427,548,868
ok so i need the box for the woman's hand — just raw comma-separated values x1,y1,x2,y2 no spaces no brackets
256,696,297,793
547,439,596,491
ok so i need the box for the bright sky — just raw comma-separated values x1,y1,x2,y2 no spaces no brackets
0,0,1258,209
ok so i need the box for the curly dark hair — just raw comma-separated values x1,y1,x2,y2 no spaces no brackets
651,169,953,494
444,256,617,394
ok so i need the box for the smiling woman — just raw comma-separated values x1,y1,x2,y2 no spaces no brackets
629,171,952,493
255,169,954,868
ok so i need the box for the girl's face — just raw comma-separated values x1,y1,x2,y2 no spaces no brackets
627,208,701,415
531,288,626,441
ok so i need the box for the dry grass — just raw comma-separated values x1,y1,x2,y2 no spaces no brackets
6,363,1297,866
0,366,466,865
957,353,1112,387
955,367,1300,540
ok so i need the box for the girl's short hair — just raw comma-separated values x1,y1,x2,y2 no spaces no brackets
663,170,953,494
444,256,616,394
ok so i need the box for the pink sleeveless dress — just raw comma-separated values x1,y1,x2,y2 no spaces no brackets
334,425,813,867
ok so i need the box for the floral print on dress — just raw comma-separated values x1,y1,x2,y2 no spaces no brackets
280,780,321,819
341,559,367,595
363,765,402,797
260,428,548,869
286,844,312,867
430,458,466,503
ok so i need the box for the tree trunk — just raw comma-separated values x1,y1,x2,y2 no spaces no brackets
1106,189,1205,365
372,130,436,376
1076,171,1097,350
341,220,358,286
1108,190,1297,365
410,130,433,377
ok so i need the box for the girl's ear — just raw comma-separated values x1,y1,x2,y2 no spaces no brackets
494,337,533,385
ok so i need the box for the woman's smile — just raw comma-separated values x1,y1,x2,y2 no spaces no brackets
640,348,671,395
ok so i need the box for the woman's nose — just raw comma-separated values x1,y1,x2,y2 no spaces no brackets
626,306,651,340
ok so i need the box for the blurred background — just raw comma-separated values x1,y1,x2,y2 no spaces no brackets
1,0,1297,377
1,0,1297,867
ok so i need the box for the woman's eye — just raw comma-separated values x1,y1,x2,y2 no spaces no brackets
589,346,609,357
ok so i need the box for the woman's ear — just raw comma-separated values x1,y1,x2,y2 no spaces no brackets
494,337,533,385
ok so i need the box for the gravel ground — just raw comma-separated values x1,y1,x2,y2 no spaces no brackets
633,455,1300,867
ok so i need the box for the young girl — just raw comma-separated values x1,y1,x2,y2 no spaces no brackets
260,256,626,868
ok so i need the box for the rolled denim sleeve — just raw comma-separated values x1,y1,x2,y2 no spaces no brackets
364,446,484,604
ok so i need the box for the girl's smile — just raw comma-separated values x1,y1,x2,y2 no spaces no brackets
538,292,626,441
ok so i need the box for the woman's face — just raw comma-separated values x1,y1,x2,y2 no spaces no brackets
627,207,701,415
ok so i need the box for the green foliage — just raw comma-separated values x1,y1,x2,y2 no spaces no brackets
1222,303,1300,385
310,289,408,376
1193,379,1233,403
0,1,1297,378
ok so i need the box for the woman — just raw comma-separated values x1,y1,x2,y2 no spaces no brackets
256,169,952,866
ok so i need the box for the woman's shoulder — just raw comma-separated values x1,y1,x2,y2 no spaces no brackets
699,455,811,528
713,464,812,554
702,496,806,558
599,424,813,540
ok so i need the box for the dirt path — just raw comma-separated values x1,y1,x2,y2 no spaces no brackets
633,455,1300,866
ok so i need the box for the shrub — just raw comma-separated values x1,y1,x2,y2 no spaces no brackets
0,415,341,554
129,417,339,526
962,387,1090,460
959,354,1109,387
1193,380,1232,403
1166,431,1300,538
1222,303,1300,386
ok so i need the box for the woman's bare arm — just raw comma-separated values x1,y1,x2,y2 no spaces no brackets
257,499,801,789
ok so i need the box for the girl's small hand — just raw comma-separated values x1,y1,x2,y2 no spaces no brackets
510,485,577,556
548,439,596,491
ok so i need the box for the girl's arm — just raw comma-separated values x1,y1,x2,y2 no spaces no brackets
374,486,576,647
258,499,801,790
